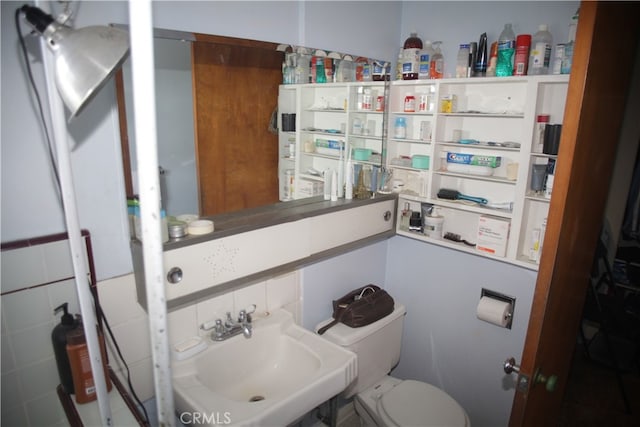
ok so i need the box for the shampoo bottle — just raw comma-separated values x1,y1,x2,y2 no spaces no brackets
66,319,112,404
52,303,77,393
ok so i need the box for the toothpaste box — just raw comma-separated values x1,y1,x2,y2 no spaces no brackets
315,139,343,149
447,152,502,168
476,215,510,257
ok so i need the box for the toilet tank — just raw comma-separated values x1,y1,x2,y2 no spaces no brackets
317,304,406,397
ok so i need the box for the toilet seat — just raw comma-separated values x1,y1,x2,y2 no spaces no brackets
374,379,468,427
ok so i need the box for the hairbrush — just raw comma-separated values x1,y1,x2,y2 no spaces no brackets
444,232,476,247
437,188,488,205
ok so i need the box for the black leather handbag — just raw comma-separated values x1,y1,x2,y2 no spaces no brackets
317,284,394,335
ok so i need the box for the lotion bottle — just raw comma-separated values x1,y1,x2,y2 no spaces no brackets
66,319,112,403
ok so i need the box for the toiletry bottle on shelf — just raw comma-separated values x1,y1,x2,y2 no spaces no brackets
52,303,77,394
467,42,477,77
418,40,434,79
486,41,498,76
394,117,407,139
528,24,553,75
424,208,444,239
474,33,488,76
66,318,112,404
315,56,327,83
429,42,444,79
402,32,423,80
400,202,413,230
514,34,532,76
456,44,470,78
496,23,516,76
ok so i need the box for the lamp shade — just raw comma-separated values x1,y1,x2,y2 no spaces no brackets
21,5,129,119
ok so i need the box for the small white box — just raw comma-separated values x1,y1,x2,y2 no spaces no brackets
297,179,323,197
476,215,510,257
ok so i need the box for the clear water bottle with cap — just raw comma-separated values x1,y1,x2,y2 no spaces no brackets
528,24,553,75
455,44,470,78
496,23,516,76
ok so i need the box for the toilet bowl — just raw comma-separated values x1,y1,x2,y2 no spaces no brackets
317,304,469,427
354,376,469,427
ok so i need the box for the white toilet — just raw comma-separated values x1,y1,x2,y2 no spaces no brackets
317,304,470,427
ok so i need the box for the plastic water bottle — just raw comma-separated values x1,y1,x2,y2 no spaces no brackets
429,41,444,79
528,25,553,75
418,40,434,79
315,56,327,83
455,44,470,78
496,23,516,77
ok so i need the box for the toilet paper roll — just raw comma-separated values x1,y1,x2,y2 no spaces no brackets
476,296,512,328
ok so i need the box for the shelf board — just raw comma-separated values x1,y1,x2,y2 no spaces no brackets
390,110,435,116
300,129,345,137
388,165,430,173
349,134,383,141
433,171,517,185
525,194,551,203
440,112,524,118
436,141,521,152
396,229,537,270
396,193,513,218
303,108,346,113
349,109,385,115
298,173,324,181
389,138,431,144
301,152,342,160
530,152,558,159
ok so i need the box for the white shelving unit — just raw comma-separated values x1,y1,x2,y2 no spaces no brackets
390,75,569,270
278,85,298,201
279,75,569,270
278,82,387,200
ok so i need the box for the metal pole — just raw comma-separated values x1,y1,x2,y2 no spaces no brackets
128,1,175,425
35,1,112,424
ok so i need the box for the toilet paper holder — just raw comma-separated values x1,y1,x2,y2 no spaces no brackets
479,288,516,329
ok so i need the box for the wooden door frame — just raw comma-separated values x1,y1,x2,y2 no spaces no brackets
510,2,639,425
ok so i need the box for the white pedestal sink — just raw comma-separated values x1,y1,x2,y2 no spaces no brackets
172,308,357,426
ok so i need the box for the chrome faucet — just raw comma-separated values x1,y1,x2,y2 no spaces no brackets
204,306,254,341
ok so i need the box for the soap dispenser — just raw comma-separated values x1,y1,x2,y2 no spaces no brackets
52,303,77,394
67,316,112,403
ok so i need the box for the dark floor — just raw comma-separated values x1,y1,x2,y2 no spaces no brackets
559,336,640,426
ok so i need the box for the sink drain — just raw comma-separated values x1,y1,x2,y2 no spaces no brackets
249,395,265,402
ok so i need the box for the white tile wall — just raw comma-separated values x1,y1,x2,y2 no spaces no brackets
0,278,83,427
1,240,302,427
168,271,301,348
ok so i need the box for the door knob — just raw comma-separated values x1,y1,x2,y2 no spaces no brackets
503,357,520,374
534,369,558,392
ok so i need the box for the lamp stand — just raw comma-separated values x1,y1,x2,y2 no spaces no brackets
35,1,113,424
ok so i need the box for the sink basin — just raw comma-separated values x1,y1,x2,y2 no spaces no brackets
172,308,357,426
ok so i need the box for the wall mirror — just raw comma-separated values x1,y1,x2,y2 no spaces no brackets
115,27,387,219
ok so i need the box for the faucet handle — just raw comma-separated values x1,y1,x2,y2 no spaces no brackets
201,318,220,331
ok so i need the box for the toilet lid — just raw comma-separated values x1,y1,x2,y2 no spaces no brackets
378,380,468,427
